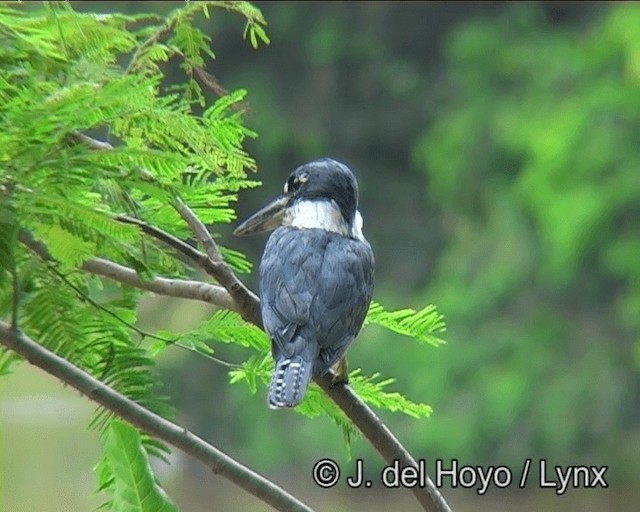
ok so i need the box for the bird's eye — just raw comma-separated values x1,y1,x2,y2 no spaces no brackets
286,176,301,193
284,172,308,194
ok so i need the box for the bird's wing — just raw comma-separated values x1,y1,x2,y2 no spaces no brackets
260,227,374,374
259,227,325,357
313,235,374,373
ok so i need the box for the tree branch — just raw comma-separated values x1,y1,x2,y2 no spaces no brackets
83,257,238,311
174,200,223,262
71,130,114,150
172,201,262,326
192,66,230,99
170,46,249,113
69,132,452,512
317,375,450,511
0,323,314,512
114,214,262,326
18,230,238,312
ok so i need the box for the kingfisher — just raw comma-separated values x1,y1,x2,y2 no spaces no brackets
234,158,374,409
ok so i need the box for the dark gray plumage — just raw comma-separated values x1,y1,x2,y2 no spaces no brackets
234,158,374,409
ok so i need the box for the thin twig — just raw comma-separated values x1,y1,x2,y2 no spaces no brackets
46,262,238,370
125,21,173,75
115,215,261,327
169,46,249,113
171,201,262,324
192,66,229,98
174,200,223,262
0,323,314,512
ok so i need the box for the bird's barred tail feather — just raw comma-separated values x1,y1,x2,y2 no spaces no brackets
268,356,313,409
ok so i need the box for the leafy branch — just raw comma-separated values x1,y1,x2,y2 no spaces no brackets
0,323,313,512
35,130,451,511
0,3,451,512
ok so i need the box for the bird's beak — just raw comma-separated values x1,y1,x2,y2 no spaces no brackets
233,194,291,237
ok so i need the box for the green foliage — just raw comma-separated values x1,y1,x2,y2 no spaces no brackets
0,2,447,510
101,421,177,512
0,200,18,287
365,301,445,347
349,369,432,418
0,1,264,508
160,303,440,440
190,309,270,351
412,2,640,476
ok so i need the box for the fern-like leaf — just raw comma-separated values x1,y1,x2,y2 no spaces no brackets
348,369,432,419
185,310,270,351
365,301,446,347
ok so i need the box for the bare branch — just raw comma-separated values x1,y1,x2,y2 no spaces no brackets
18,230,238,311
169,47,249,113
193,66,229,98
174,200,223,262
0,323,314,512
171,202,262,326
114,215,262,326
317,374,451,512
71,131,114,150
84,258,238,311
115,215,208,264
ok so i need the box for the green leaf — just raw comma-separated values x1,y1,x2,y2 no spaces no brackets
365,301,446,347
218,245,252,273
349,370,432,419
35,224,95,269
294,384,359,457
228,353,271,393
104,421,177,512
248,26,258,49
0,349,21,377
147,339,168,358
252,25,270,46
189,310,270,351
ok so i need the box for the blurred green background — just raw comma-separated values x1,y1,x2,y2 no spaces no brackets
2,1,640,510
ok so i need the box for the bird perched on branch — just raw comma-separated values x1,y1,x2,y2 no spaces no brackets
234,158,374,409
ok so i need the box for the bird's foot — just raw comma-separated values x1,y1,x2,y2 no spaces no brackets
328,357,349,387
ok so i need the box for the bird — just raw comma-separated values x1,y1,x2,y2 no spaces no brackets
233,158,374,409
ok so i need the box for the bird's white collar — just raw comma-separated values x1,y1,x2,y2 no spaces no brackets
284,200,365,241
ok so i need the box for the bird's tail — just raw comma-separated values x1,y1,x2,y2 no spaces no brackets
268,356,313,409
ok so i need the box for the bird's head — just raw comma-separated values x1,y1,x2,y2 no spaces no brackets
233,158,364,240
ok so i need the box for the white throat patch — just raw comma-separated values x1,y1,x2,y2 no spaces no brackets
284,200,365,241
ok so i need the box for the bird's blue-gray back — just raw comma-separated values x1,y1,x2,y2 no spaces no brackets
260,226,374,376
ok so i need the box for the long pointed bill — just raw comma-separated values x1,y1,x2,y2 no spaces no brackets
233,195,290,237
